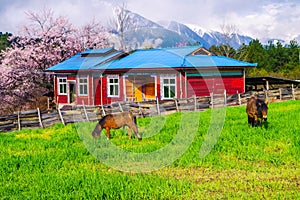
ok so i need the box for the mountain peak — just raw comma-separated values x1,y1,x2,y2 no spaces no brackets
109,9,255,49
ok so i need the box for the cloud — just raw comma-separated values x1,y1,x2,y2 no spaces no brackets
234,2,300,41
0,0,299,41
0,0,114,34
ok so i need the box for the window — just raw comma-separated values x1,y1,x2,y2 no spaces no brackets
107,75,119,97
78,77,88,96
161,76,176,99
58,77,67,95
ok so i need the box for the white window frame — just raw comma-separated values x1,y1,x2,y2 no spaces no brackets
107,75,120,97
78,77,88,96
58,77,67,95
161,75,177,100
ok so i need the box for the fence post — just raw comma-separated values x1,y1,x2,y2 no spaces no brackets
194,96,197,111
57,107,65,126
292,84,295,100
210,92,214,109
174,98,179,112
265,90,268,101
37,108,44,128
224,90,227,106
17,111,21,131
82,100,89,121
237,92,241,105
101,105,106,116
118,102,124,112
156,96,160,115
56,96,59,110
279,88,282,100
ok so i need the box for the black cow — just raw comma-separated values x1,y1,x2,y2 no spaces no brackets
246,96,268,127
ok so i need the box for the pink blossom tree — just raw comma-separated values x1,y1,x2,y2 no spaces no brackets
0,9,108,114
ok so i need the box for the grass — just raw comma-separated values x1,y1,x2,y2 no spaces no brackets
0,100,299,199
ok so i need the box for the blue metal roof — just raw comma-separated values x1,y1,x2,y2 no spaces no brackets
183,55,257,67
93,46,257,70
46,46,257,71
92,46,203,70
46,47,123,71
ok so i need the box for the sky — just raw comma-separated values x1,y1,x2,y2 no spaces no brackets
1,0,300,42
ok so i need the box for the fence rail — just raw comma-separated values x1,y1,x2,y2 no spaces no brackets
1,88,299,133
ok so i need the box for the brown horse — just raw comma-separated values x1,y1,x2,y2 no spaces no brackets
92,112,142,140
246,96,268,127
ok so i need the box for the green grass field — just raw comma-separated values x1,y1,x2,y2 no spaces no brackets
0,100,299,199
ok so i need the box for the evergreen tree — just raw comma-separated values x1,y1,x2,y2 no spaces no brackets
0,32,12,57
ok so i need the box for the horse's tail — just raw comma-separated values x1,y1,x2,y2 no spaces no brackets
92,122,102,138
130,113,141,140
133,115,137,125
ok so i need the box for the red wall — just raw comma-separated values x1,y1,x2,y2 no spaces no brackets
54,71,245,106
187,76,244,97
94,75,124,105
55,76,76,105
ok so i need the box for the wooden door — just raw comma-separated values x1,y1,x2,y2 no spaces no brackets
134,86,143,102
144,83,155,100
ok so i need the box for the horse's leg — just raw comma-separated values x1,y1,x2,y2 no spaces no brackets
130,123,142,140
106,128,111,140
127,126,132,139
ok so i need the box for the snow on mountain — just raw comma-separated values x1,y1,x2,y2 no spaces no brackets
185,24,212,38
110,9,196,49
260,38,286,45
110,9,255,49
159,21,210,48
112,7,163,31
186,23,253,49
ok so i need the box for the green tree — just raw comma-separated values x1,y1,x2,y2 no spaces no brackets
286,40,300,71
0,32,11,52
244,39,268,68
274,41,289,72
234,43,247,60
209,44,236,58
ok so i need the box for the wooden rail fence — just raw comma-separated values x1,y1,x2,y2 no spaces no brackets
1,88,299,133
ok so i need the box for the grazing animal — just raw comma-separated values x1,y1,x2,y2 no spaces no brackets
92,112,142,140
246,96,268,127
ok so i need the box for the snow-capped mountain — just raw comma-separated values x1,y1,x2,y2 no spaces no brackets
159,21,210,48
112,7,163,31
185,24,253,49
109,9,254,49
261,38,286,45
109,9,195,49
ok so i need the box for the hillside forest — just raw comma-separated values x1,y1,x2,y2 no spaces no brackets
209,39,300,80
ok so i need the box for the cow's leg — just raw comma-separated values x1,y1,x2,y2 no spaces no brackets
248,115,252,126
259,118,263,127
254,115,258,127
106,128,111,140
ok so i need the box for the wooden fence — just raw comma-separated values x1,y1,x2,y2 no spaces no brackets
1,88,299,133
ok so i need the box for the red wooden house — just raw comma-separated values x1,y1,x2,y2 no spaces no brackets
46,46,257,106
